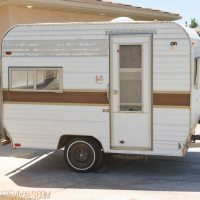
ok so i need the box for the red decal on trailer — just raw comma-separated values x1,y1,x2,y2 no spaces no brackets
14,143,21,147
95,74,104,84
5,51,12,56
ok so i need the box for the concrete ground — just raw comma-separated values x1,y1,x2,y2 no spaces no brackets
1,145,200,200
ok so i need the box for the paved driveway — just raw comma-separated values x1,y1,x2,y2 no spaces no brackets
1,144,200,200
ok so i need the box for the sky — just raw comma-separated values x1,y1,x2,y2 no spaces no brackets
112,0,199,25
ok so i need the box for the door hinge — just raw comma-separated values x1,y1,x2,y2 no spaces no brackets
117,49,120,53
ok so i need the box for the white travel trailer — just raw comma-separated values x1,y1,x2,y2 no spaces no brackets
1,19,200,172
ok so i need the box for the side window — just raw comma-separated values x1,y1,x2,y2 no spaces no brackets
9,67,62,92
11,70,34,90
36,69,61,91
195,58,200,87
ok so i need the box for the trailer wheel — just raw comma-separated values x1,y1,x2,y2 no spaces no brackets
64,137,103,172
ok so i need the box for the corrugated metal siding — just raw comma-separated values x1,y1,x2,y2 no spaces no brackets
3,22,191,92
153,108,190,156
4,104,110,150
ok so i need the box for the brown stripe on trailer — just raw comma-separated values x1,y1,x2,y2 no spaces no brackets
3,91,190,107
3,91,109,105
153,93,190,107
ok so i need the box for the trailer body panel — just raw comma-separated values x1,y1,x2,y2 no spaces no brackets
2,21,200,157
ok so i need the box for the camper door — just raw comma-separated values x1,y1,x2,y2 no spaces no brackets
110,34,152,150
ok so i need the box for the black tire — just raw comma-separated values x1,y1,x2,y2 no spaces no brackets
64,137,103,172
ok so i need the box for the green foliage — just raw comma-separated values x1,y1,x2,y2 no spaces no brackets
189,18,199,28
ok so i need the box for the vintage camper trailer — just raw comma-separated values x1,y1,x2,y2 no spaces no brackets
1,19,200,172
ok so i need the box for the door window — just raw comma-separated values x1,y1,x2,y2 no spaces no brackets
119,45,142,112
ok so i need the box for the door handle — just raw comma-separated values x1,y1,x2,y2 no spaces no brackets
106,84,110,101
113,90,119,95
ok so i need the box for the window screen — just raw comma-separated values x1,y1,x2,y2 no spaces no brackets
119,45,142,112
9,67,62,92
120,45,142,69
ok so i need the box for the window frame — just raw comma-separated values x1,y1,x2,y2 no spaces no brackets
8,67,63,93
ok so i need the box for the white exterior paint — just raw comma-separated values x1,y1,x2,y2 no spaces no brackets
3,104,110,150
2,57,109,90
1,21,200,157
